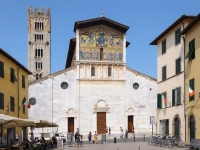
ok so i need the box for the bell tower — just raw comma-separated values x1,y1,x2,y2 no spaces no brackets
28,6,51,81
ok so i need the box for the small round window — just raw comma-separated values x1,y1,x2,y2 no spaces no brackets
133,83,139,89
61,82,68,89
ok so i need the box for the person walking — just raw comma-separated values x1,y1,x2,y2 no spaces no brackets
88,132,92,144
94,131,98,144
74,132,79,148
120,127,123,139
109,127,111,135
131,125,135,138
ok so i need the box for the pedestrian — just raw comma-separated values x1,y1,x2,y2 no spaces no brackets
131,125,135,138
94,131,98,144
109,127,111,135
79,134,83,147
74,132,79,148
120,127,123,139
125,129,128,138
88,132,92,144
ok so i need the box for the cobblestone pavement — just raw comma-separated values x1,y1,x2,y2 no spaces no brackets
58,142,189,150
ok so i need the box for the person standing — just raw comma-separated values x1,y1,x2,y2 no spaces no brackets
131,125,135,138
88,132,92,144
79,134,83,147
94,131,98,144
74,132,79,148
109,127,111,135
120,127,123,139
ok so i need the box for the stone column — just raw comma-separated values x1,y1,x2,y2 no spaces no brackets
90,64,92,79
112,65,114,78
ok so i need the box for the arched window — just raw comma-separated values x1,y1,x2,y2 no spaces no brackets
41,62,42,69
35,49,37,57
100,48,103,60
42,22,44,30
35,62,37,69
91,66,95,76
174,117,180,136
189,115,195,141
36,73,38,80
40,73,42,78
108,67,111,77
41,49,43,57
38,62,40,69
38,49,40,57
39,22,41,30
35,34,36,42
37,22,39,30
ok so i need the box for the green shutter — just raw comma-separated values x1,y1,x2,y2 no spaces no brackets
0,93,4,109
177,87,181,104
22,75,25,88
172,89,175,106
162,66,166,80
157,94,162,109
0,61,4,78
176,58,181,74
162,40,166,54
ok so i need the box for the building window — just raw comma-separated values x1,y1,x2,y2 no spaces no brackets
10,96,14,112
162,39,166,54
35,62,37,69
189,39,195,61
0,93,4,110
189,78,195,101
91,67,95,76
133,83,139,90
162,92,167,108
22,104,25,114
38,49,40,57
22,75,25,89
0,61,4,78
61,82,68,89
100,48,103,60
172,87,181,106
41,62,42,69
10,68,17,83
108,67,111,77
35,49,37,57
175,28,181,45
41,49,43,57
36,73,38,80
162,66,166,81
160,119,169,135
175,58,181,74
157,94,162,109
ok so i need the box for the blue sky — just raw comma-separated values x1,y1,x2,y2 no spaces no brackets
0,0,200,79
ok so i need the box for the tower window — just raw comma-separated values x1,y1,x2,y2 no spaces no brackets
41,49,43,57
42,22,44,30
35,62,37,69
38,49,40,57
91,66,95,76
36,73,38,80
100,48,103,60
41,62,42,69
108,67,111,77
35,49,37,57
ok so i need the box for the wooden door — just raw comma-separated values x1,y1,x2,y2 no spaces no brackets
68,117,74,132
189,116,195,141
128,116,133,133
97,112,106,134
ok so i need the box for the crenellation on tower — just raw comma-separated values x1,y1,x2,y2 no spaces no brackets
28,6,51,81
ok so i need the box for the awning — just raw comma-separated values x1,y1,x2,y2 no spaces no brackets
185,48,194,59
0,114,35,129
27,118,59,128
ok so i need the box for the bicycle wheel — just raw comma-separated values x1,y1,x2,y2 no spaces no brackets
168,142,175,149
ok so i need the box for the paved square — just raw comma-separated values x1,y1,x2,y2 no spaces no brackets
60,142,189,150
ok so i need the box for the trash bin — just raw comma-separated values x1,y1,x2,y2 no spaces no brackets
114,137,116,143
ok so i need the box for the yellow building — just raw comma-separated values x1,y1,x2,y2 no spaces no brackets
180,13,200,142
0,48,32,143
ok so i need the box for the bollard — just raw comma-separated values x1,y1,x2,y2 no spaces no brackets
134,135,135,142
114,137,116,143
144,134,145,142
138,146,140,150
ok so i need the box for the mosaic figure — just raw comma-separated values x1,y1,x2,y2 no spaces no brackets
85,31,95,45
108,32,115,47
96,29,107,47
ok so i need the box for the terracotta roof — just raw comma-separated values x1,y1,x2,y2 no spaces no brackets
0,48,32,74
180,13,200,35
150,15,195,45
126,67,157,82
74,17,129,33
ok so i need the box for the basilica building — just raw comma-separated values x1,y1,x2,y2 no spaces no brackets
28,13,157,136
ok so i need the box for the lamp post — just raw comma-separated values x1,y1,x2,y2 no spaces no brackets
48,76,54,132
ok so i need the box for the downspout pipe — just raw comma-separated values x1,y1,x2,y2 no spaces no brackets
17,67,20,118
180,21,186,142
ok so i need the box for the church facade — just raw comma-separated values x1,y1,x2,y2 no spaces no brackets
28,17,157,136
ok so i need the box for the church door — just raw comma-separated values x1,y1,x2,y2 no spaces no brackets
68,117,74,133
97,112,106,134
128,115,133,133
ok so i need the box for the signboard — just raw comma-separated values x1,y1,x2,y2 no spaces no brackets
150,116,155,124
57,139,63,150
